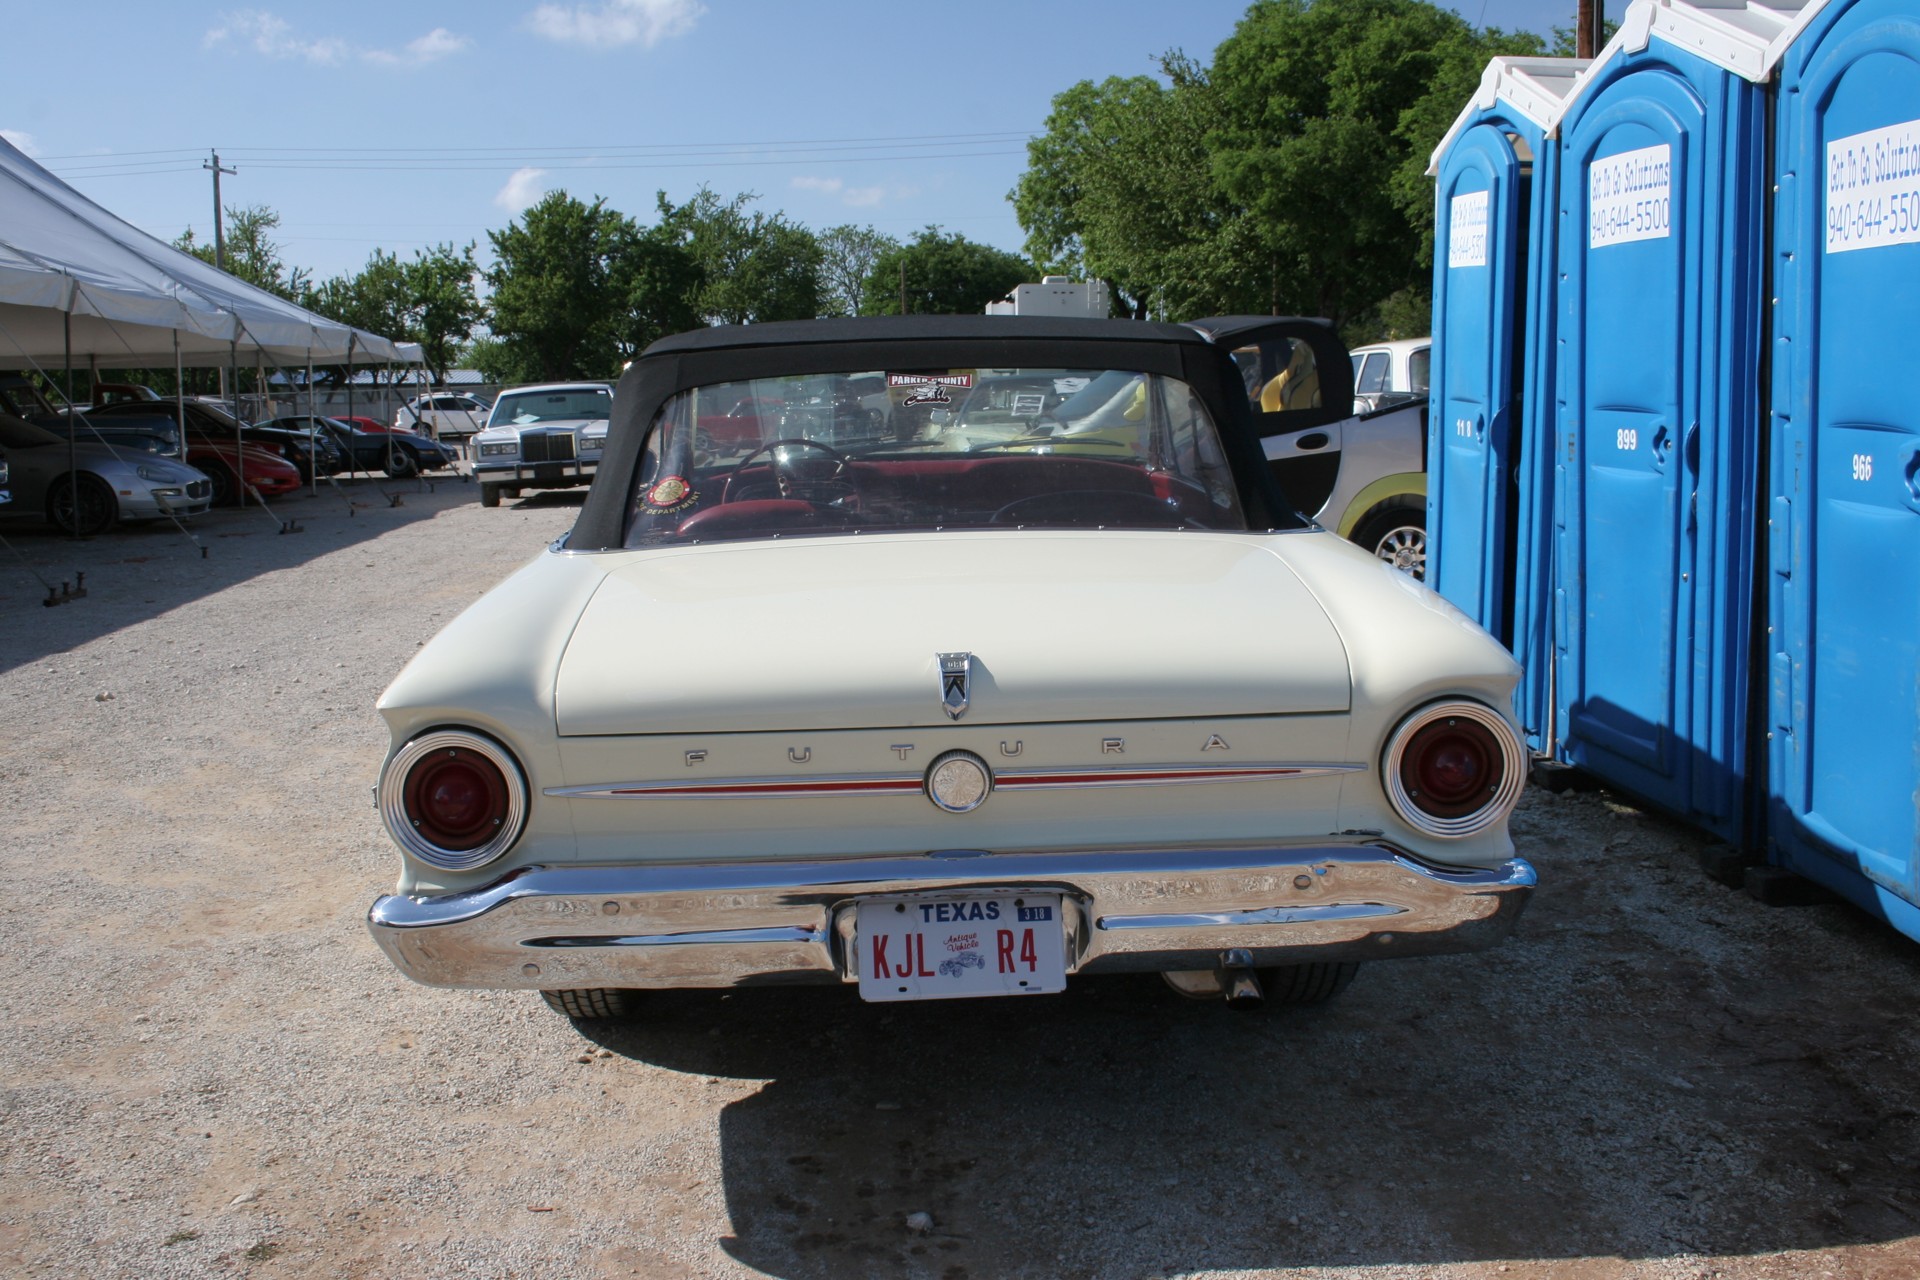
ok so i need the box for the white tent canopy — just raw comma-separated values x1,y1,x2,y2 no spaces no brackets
0,136,421,369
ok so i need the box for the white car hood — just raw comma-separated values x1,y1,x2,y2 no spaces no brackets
554,532,1351,735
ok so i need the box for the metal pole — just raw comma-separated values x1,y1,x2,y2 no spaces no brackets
345,335,358,481
1577,0,1599,58
65,312,76,539
174,330,185,463
232,337,243,508
308,352,318,496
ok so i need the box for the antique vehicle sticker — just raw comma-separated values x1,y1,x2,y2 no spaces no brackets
641,475,697,513
1826,118,1920,253
888,371,974,408
1589,143,1671,248
1448,189,1489,268
1010,392,1049,416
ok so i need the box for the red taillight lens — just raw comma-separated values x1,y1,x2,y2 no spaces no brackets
380,730,527,870
404,748,509,850
1384,702,1524,838
1400,718,1503,818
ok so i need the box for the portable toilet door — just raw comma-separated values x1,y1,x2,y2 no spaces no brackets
1553,15,1768,846
1428,57,1584,754
1768,0,1920,939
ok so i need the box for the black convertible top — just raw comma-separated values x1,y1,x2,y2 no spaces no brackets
568,316,1304,551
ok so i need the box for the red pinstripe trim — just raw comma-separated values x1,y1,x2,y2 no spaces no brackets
998,766,1307,787
606,778,921,797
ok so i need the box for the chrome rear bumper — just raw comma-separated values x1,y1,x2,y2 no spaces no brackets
368,843,1535,990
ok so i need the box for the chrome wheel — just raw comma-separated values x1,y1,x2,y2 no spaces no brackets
47,474,118,537
1372,524,1427,580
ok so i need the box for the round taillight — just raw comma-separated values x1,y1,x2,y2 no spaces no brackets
1383,702,1525,838
380,730,527,871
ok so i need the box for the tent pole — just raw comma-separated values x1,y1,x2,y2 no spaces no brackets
345,335,358,482
231,337,243,509
308,351,318,496
65,312,76,539
174,331,186,466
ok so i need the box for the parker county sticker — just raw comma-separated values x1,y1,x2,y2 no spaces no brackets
888,372,973,407
641,475,697,513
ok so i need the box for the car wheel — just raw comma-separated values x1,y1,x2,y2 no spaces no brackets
540,988,640,1020
46,474,118,537
1258,962,1360,1005
205,462,239,508
480,482,502,508
1354,507,1427,581
385,449,419,479
504,487,522,499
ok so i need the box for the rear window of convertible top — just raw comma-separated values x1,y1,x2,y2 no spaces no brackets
622,367,1250,546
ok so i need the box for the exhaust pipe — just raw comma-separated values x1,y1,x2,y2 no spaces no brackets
1218,948,1263,1010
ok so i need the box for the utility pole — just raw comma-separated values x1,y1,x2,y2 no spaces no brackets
203,150,236,272
1577,0,1604,58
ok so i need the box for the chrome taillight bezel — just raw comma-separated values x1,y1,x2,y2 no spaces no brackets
380,729,528,871
1382,701,1526,839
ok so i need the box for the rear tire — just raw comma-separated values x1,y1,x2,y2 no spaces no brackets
205,462,239,508
47,474,118,537
540,988,640,1020
1353,506,1427,581
1258,962,1360,1005
480,482,502,508
384,449,419,479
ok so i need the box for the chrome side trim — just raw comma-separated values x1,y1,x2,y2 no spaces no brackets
544,761,1363,801
366,845,1536,990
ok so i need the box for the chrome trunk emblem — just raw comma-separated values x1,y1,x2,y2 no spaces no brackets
938,652,971,720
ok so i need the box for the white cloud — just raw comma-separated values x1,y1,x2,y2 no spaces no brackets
206,11,469,68
364,28,473,67
1,129,39,158
791,176,892,208
495,168,551,214
526,0,704,48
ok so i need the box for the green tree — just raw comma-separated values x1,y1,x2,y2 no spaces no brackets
654,187,823,326
858,227,1032,317
1207,0,1541,329
816,224,900,317
479,192,637,382
607,221,704,360
175,204,310,300
404,243,483,382
1013,67,1253,320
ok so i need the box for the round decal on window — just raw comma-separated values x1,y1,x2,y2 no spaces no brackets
641,475,697,513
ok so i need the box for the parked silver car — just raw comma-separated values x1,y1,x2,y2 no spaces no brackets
0,414,211,535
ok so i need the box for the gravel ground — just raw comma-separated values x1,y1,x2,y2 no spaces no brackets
2,476,1917,1280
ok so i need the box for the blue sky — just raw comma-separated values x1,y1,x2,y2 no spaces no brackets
4,1,1613,285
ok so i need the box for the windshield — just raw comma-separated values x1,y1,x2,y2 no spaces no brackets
492,387,611,426
623,367,1247,546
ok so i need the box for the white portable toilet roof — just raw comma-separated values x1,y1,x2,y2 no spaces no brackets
1552,0,1836,129
1428,56,1590,175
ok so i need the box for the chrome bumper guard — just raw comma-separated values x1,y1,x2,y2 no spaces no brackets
367,844,1536,990
474,460,598,484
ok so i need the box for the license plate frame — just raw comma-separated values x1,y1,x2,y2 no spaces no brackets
855,893,1067,1003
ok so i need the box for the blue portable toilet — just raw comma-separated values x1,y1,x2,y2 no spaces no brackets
1550,1,1807,846
1767,0,1920,939
1427,57,1586,753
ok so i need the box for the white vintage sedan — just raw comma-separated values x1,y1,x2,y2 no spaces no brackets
367,317,1534,1018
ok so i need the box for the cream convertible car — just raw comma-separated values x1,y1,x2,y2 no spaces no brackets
367,317,1535,1018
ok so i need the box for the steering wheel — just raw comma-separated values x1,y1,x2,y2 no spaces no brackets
727,438,859,505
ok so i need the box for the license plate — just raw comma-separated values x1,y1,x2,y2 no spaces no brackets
531,463,566,483
855,894,1066,1002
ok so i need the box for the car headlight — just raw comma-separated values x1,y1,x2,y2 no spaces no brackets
479,442,516,457
580,434,605,452
136,465,167,481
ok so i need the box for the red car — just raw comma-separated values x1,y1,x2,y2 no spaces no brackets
187,439,302,505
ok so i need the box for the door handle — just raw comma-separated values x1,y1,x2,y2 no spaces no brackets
1297,432,1330,451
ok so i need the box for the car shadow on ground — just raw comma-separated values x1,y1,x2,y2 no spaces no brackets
0,474,576,674
567,899,1920,1279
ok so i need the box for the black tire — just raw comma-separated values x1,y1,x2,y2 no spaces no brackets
1353,506,1427,581
47,473,118,537
384,448,419,480
1259,961,1360,1005
480,482,502,508
540,988,640,1020
205,462,239,508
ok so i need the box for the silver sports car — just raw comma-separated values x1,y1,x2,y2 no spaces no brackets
0,413,211,535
